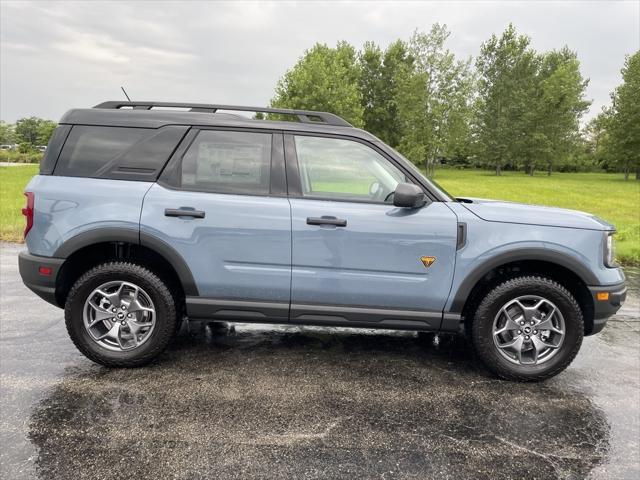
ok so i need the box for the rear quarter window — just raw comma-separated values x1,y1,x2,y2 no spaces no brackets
53,125,188,180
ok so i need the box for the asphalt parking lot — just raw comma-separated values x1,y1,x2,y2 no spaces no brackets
1,242,639,479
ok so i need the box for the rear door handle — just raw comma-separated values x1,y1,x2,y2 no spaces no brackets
165,208,206,219
306,216,347,227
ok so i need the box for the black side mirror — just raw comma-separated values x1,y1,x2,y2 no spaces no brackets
393,183,428,209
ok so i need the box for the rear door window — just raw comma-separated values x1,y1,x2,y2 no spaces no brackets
179,130,272,195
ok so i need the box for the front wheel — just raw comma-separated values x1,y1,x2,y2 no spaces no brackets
471,276,584,382
65,262,178,367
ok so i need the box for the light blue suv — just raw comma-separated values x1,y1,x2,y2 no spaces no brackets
19,101,627,381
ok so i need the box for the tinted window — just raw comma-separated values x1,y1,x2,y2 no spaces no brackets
294,136,407,203
180,130,272,194
54,125,187,180
40,125,71,175
55,126,149,177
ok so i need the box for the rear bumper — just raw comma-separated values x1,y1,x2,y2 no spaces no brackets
587,282,627,335
18,251,65,307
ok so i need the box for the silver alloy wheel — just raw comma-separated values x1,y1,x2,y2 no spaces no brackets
492,295,565,365
83,281,156,352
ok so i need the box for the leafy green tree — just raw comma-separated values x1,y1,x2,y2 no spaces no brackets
0,121,17,145
396,25,474,176
37,120,57,146
359,40,414,148
271,41,364,127
581,111,610,170
474,26,588,175
530,48,590,175
475,24,538,175
15,117,44,145
606,51,640,180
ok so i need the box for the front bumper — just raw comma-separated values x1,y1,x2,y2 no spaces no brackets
18,251,65,307
587,282,627,335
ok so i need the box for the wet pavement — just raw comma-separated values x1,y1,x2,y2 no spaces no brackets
1,242,639,479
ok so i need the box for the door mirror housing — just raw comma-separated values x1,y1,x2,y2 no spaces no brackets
393,183,428,209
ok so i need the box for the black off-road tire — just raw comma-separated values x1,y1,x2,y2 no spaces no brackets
471,275,584,382
65,262,177,367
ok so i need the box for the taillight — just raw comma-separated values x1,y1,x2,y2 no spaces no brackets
22,192,34,239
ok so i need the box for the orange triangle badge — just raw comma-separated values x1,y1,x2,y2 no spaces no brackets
420,256,436,268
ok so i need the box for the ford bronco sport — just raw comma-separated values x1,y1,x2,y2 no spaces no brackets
19,101,627,381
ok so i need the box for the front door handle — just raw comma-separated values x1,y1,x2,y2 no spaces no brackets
306,216,347,227
165,208,206,219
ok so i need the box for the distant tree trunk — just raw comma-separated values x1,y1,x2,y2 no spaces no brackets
547,163,552,176
496,163,501,176
636,167,640,181
624,165,629,180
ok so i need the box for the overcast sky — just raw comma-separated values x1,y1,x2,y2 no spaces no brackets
1,0,638,123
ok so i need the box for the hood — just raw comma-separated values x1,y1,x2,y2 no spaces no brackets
456,197,614,231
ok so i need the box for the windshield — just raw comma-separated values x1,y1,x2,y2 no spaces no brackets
387,147,455,201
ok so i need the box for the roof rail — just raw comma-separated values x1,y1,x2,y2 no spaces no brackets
93,101,352,127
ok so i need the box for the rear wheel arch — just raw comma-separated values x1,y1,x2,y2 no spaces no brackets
55,230,197,308
452,253,596,335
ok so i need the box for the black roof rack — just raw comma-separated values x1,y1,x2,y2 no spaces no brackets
93,101,352,127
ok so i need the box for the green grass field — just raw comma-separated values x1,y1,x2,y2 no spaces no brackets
1,165,638,264
0,165,38,243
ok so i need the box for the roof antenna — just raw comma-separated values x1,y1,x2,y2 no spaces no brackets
120,86,132,102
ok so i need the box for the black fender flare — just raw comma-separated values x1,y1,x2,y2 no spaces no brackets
139,232,198,296
53,227,199,296
447,248,599,314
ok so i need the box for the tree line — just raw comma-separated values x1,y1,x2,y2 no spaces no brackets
0,117,57,152
271,24,639,179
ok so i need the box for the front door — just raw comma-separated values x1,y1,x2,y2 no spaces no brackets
140,128,291,322
286,134,458,329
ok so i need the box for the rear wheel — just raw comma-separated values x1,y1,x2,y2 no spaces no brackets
471,275,583,381
65,262,177,367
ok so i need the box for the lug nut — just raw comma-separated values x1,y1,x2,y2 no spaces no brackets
520,321,525,326
525,335,530,340
517,330,522,334
530,321,534,325
112,308,117,313
120,321,126,326
127,313,132,318
534,330,538,334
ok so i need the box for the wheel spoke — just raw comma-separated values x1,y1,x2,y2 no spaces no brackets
93,322,120,341
87,300,114,325
494,308,523,335
536,317,563,334
497,334,524,357
127,319,150,335
127,299,154,315
531,335,559,351
117,327,133,349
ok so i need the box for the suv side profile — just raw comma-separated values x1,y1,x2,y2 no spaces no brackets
19,101,627,381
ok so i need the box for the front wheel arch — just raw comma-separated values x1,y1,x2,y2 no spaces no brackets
455,259,595,335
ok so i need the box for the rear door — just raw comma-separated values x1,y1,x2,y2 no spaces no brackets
140,128,291,322
285,133,458,329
